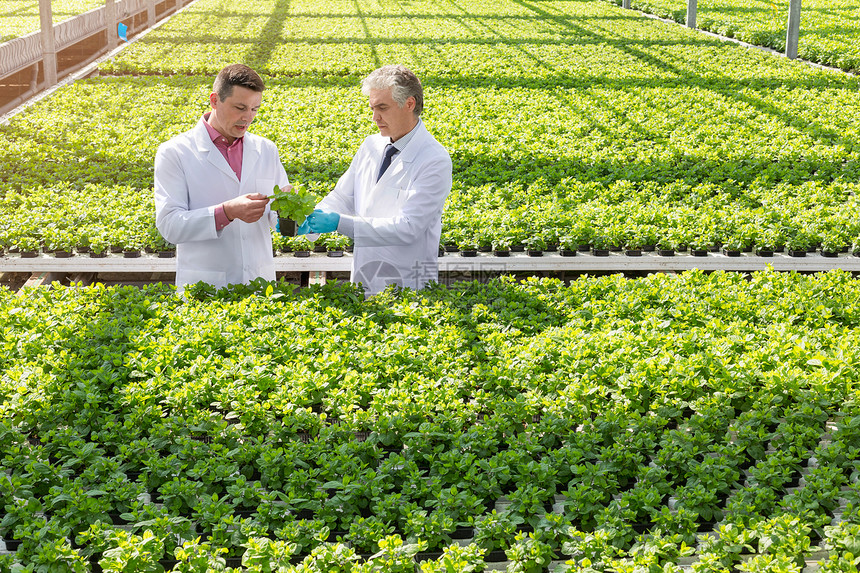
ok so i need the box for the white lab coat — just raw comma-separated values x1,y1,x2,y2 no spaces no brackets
318,121,452,295
154,118,288,293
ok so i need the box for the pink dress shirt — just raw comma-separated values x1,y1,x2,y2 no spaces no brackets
203,113,244,231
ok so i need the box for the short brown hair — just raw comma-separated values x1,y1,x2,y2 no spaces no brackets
212,64,265,101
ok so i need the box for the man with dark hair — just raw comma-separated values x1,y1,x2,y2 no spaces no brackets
154,64,290,293
301,65,452,295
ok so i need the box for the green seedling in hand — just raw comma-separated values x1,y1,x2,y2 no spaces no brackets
270,184,320,225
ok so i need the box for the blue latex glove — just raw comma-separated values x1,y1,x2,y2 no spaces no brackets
296,219,311,235
306,210,340,234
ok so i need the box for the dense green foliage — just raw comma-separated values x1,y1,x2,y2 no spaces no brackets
0,0,104,42
2,270,860,570
270,185,321,227
1,0,859,255
603,0,860,73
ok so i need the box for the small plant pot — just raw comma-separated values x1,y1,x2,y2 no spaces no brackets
722,249,741,257
484,550,508,563
788,249,807,257
415,551,444,562
438,247,445,256
293,250,310,257
20,251,38,258
493,249,510,257
577,244,591,252
451,527,474,540
691,249,708,257
625,249,642,257
444,244,459,252
592,248,609,256
478,245,492,252
560,249,577,257
657,249,675,256
642,245,656,252
313,244,327,253
460,250,477,257
158,250,175,258
53,250,73,258
110,245,123,253
327,250,344,257
510,244,525,252
527,249,543,257
90,251,107,258
278,217,297,237
822,251,838,258
756,249,774,257
123,250,141,258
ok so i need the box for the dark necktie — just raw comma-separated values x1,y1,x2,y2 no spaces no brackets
376,143,398,182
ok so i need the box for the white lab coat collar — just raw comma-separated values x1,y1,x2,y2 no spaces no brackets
375,119,427,187
191,117,261,184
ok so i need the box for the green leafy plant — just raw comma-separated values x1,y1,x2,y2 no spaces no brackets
418,542,486,572
240,536,298,572
471,510,519,552
270,185,320,226
505,530,557,573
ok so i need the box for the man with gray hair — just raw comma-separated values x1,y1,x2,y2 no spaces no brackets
300,65,452,295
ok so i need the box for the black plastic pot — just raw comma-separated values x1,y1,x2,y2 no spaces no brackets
278,217,297,237
484,550,508,562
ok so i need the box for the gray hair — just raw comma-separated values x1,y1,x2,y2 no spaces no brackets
361,65,423,116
